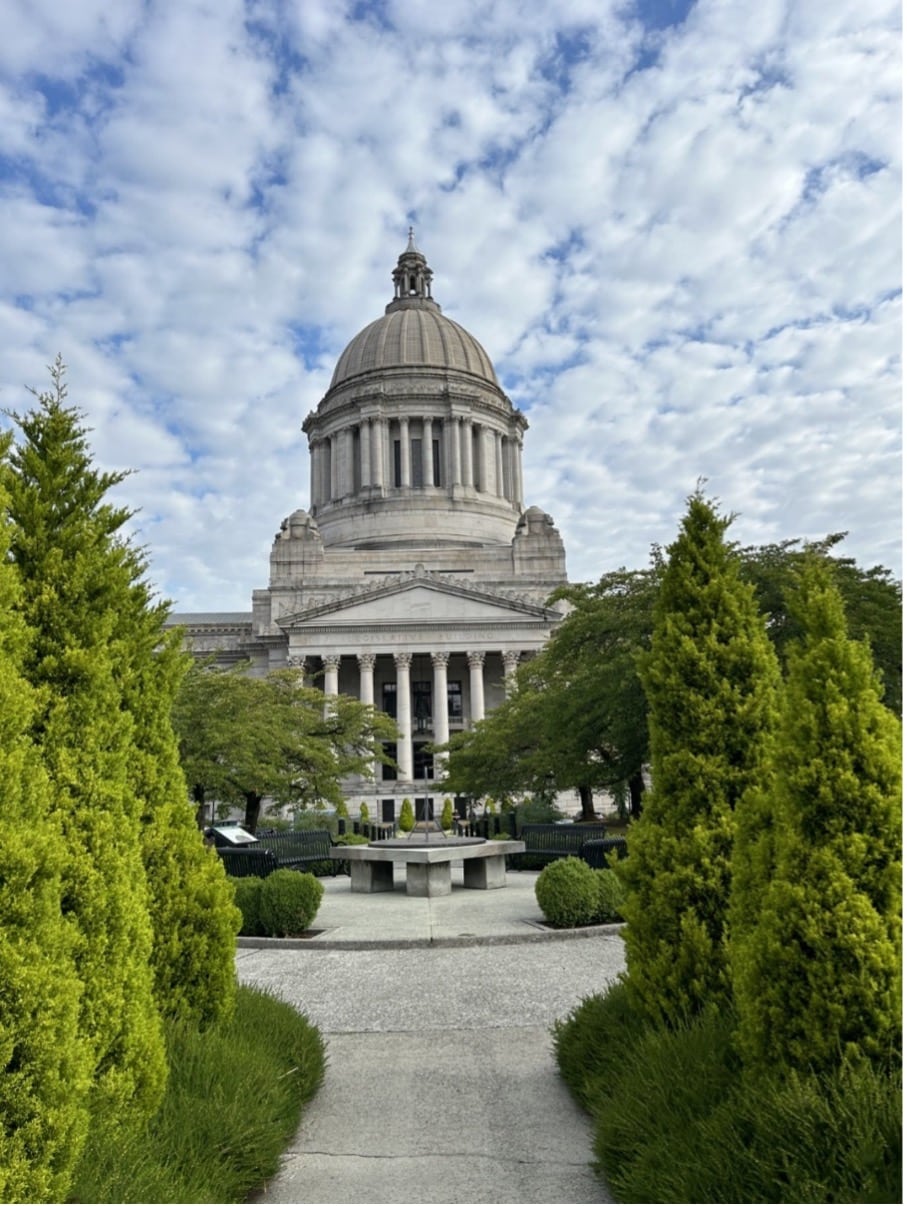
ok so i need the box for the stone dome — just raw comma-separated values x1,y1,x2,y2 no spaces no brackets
330,305,499,389
328,229,499,390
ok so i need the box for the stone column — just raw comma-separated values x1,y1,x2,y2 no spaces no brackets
503,650,521,696
343,428,355,496
372,417,386,489
479,427,496,494
494,431,504,498
514,438,524,507
308,443,317,507
422,416,434,487
323,654,341,697
317,440,328,505
461,420,474,488
502,437,514,501
359,421,371,490
399,417,411,487
357,652,376,707
467,651,486,724
287,654,308,684
329,433,339,500
448,417,462,485
357,652,377,784
394,651,413,781
431,652,450,765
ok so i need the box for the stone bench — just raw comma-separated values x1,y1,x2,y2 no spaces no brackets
330,839,526,898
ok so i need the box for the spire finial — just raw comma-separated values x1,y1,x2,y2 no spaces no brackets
406,225,417,251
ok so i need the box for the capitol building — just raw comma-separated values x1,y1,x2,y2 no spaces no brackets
172,233,568,824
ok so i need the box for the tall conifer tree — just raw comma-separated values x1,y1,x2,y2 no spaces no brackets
731,565,901,1071
124,618,240,1028
621,491,779,1024
5,359,167,1124
0,440,91,1202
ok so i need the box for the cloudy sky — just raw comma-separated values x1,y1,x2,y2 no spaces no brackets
0,0,900,610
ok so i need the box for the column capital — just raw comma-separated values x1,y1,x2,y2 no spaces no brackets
394,650,413,670
357,651,376,671
502,650,522,673
431,651,450,668
323,653,341,671
287,654,307,671
466,650,486,668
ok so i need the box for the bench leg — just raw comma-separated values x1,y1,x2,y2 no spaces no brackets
350,861,394,893
463,854,507,890
406,862,451,897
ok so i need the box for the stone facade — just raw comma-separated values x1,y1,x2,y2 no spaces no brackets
169,232,568,821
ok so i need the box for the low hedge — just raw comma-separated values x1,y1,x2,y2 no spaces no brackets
258,870,323,937
553,983,902,1203
230,871,324,937
535,858,625,927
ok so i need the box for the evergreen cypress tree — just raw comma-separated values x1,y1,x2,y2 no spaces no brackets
621,491,779,1024
0,445,91,1202
5,360,167,1125
731,564,901,1071
125,620,240,1028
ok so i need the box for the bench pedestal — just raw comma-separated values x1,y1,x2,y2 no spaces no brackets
350,860,395,893
333,841,525,899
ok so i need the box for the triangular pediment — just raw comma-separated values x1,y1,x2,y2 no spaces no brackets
277,572,557,631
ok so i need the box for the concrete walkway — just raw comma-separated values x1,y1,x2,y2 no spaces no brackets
236,868,625,1204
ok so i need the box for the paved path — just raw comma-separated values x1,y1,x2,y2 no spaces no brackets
236,870,624,1204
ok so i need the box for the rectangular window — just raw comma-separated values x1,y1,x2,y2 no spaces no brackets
411,438,423,487
447,681,463,720
412,680,432,732
382,683,397,719
415,797,434,822
432,438,441,486
393,440,401,487
381,742,397,780
414,743,434,781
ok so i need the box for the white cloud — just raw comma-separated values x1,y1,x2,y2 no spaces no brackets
0,0,899,610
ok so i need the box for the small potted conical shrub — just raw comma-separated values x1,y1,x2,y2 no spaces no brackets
398,798,414,834
441,798,454,833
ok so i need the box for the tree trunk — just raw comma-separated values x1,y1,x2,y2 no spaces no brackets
578,784,596,822
193,784,207,830
244,792,263,834
629,769,644,820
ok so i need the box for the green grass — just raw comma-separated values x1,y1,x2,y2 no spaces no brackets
69,985,325,1204
554,980,902,1204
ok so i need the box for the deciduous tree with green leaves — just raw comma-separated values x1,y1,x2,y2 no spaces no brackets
739,533,902,715
730,564,902,1072
621,491,780,1026
172,662,397,831
443,568,656,818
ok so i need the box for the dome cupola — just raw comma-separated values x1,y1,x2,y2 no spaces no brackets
329,230,499,390
303,233,527,551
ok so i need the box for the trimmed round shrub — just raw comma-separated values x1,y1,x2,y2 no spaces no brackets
593,868,626,922
535,857,600,928
258,871,324,937
230,877,266,936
